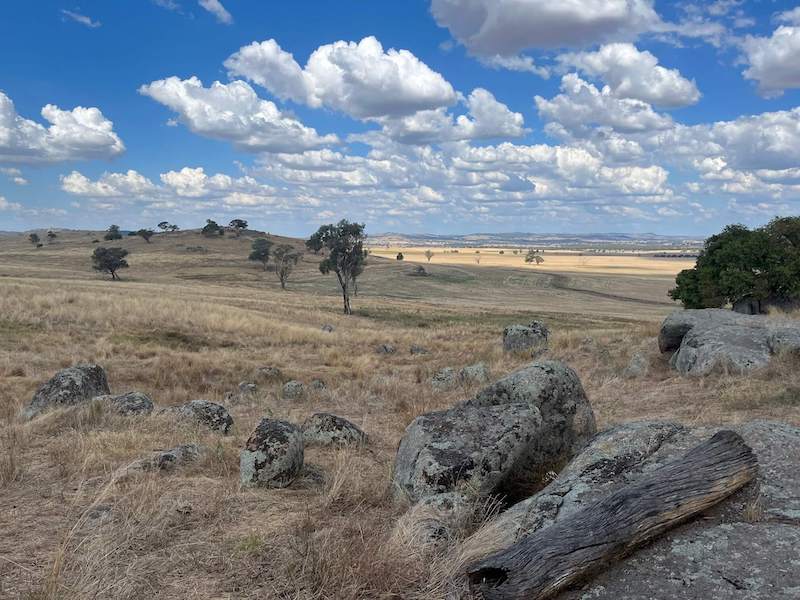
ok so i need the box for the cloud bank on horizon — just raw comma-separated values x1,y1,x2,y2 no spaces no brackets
0,0,799,235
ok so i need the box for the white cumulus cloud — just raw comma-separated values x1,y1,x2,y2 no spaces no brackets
198,0,232,24
740,12,800,97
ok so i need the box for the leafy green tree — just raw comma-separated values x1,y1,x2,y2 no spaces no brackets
158,221,179,233
202,219,224,237
92,247,129,280
29,233,40,245
47,230,57,243
305,231,324,254
396,252,404,261
248,238,273,271
670,218,800,312
424,249,434,262
273,244,300,289
136,229,154,243
309,220,367,315
229,219,248,237
104,224,122,241
525,249,544,265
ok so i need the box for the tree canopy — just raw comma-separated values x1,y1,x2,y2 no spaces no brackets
29,233,40,245
92,247,129,280
136,229,154,243
272,244,301,289
104,224,122,241
229,219,248,236
248,238,273,270
309,220,367,314
670,217,800,312
525,249,544,265
202,219,224,237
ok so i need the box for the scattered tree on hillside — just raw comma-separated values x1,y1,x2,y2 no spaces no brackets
29,233,40,246
92,247,129,280
248,238,273,271
158,221,179,233
424,249,434,262
670,217,800,313
525,249,544,265
104,224,122,241
396,252,404,261
202,219,224,237
309,220,367,315
229,219,248,237
136,229,154,243
499,250,504,255
273,244,300,289
47,230,57,243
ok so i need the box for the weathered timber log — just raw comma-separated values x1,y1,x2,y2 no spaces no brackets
466,430,758,600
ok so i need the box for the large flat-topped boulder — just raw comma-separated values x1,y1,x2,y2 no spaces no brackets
659,309,800,376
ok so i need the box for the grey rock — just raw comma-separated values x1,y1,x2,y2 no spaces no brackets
376,343,397,355
282,380,305,400
166,400,233,434
622,352,650,379
310,379,326,391
238,381,257,395
240,419,304,488
23,364,110,419
431,367,459,391
127,443,205,473
321,324,335,333
393,492,471,549
410,345,429,355
253,366,283,382
455,419,800,598
503,320,549,352
658,309,765,353
393,403,544,503
94,391,154,416
673,324,772,376
302,413,367,446
768,324,800,355
459,362,490,385
466,360,597,461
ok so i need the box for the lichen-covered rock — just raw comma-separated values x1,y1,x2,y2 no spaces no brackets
321,324,335,333
460,362,490,385
282,380,305,400
310,379,326,391
94,391,154,416
503,321,549,352
376,343,397,355
238,381,257,395
167,400,233,434
302,413,367,446
658,309,763,353
240,419,304,488
453,419,800,598
393,403,544,503
673,324,772,376
253,366,283,382
23,364,110,419
622,352,650,379
431,367,458,391
126,443,205,473
466,360,596,461
410,345,429,355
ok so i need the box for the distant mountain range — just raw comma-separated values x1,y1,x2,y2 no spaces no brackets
368,232,704,250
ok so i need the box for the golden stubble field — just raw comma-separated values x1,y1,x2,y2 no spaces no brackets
0,230,797,599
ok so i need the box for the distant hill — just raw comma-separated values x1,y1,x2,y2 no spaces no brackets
368,232,704,251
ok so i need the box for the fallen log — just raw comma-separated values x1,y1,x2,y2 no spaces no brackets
466,430,758,600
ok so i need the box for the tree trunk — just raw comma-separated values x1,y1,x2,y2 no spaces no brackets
466,430,758,600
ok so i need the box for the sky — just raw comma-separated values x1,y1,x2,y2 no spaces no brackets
1,0,799,237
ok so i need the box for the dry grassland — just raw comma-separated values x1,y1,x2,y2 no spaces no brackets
0,230,797,599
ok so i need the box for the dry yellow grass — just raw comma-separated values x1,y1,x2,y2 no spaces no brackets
0,229,797,599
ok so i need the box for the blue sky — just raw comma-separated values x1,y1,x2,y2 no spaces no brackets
1,0,799,236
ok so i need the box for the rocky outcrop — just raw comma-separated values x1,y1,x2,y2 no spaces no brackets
502,321,549,352
95,391,154,416
23,364,110,419
240,419,304,488
302,413,367,446
282,380,305,400
165,400,233,434
459,362,490,385
125,443,205,474
659,309,800,376
452,420,800,599
376,343,397,355
394,360,595,504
